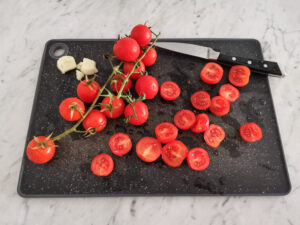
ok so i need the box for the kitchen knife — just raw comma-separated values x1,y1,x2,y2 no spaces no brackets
155,42,284,77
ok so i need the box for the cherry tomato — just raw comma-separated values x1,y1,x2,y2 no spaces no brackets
26,136,56,164
204,124,225,148
174,109,196,130
113,37,140,62
124,101,149,125
190,91,211,110
101,96,125,119
160,81,181,101
240,122,263,142
77,80,100,103
155,122,178,144
219,83,240,102
123,61,145,79
229,65,251,87
83,110,107,132
209,96,230,117
59,97,85,121
110,74,132,93
191,113,209,133
109,133,132,156
91,153,114,176
135,75,159,99
136,137,162,162
140,47,157,66
130,24,152,47
162,140,188,167
200,62,224,84
187,148,210,171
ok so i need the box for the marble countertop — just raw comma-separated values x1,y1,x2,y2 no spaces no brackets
0,0,299,224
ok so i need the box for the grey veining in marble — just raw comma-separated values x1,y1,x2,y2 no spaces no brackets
0,0,300,224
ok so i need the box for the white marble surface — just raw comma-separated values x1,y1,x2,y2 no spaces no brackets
0,0,299,224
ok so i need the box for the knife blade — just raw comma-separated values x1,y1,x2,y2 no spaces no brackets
155,42,284,77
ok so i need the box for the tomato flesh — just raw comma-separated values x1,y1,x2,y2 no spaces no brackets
124,101,149,125
174,109,196,130
101,96,125,119
135,75,159,99
187,148,210,171
209,96,230,116
190,91,211,110
191,113,210,133
229,65,251,87
110,74,132,93
59,97,85,121
83,110,107,132
200,62,224,84
109,133,132,156
160,81,181,101
140,47,157,66
123,61,145,80
219,83,240,102
204,124,225,148
91,153,114,176
77,80,100,103
130,24,152,47
162,140,188,167
155,122,178,144
240,122,263,142
113,37,140,62
136,137,162,162
26,136,56,164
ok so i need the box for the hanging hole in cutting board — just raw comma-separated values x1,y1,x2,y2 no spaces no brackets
49,43,69,59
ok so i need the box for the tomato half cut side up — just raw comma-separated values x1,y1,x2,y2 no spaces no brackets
204,124,225,148
219,83,240,102
229,65,251,87
160,81,181,101
162,140,188,167
187,148,210,171
174,109,196,130
240,122,263,142
136,137,162,162
191,113,210,133
190,91,211,110
91,153,114,176
200,62,224,84
155,122,178,144
209,96,230,117
109,133,132,157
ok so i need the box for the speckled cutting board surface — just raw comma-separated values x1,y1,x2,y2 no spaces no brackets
17,39,291,197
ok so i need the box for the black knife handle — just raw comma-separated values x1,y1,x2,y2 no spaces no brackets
217,53,284,77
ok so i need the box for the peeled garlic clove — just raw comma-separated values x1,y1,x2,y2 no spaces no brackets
57,56,77,74
76,70,84,81
79,58,98,75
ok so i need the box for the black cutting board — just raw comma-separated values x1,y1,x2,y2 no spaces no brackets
17,39,291,197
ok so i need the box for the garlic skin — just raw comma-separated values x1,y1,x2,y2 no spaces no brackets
77,58,98,75
57,56,77,74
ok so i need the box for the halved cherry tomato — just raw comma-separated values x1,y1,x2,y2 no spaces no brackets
101,96,125,119
240,122,263,142
59,97,85,121
200,62,224,84
91,153,114,176
123,61,145,79
135,75,159,99
136,137,162,162
109,133,132,156
160,81,181,101
77,80,100,103
219,83,240,102
130,24,152,47
83,110,107,132
204,124,225,148
162,140,188,167
140,47,157,66
229,65,251,87
209,96,230,116
174,109,196,130
187,148,210,171
26,136,56,164
113,37,140,62
191,113,209,133
110,74,132,93
124,101,149,125
155,122,178,144
190,91,211,110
